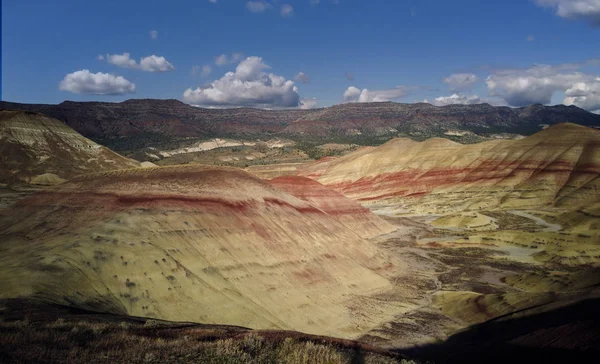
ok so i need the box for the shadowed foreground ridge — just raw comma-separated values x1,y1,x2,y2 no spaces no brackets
397,298,600,363
0,299,410,364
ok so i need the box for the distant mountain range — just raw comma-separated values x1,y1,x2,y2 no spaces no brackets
1,99,600,152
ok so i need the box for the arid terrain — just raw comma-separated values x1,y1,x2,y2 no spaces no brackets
0,107,599,362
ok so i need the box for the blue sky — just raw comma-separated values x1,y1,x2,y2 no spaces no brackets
2,0,600,111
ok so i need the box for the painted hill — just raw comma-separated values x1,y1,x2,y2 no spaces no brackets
0,165,398,338
0,110,139,184
1,99,599,153
268,176,395,238
300,123,600,214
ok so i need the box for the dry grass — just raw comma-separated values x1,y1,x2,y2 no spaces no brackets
0,312,413,364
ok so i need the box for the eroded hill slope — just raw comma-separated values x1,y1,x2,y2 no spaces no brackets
0,110,139,184
0,165,397,338
301,123,600,214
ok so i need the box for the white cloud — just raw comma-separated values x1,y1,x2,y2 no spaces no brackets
343,86,409,103
294,72,310,84
97,54,105,61
443,73,479,91
247,1,270,13
149,30,158,40
425,93,482,106
343,86,361,102
215,53,244,66
563,78,600,112
104,53,175,72
281,4,294,17
59,70,135,95
139,55,175,72
486,63,600,111
300,97,318,109
535,0,600,25
183,56,301,108
106,53,138,69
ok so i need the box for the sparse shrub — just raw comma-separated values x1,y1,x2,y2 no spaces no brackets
94,323,109,334
144,319,161,328
144,352,156,362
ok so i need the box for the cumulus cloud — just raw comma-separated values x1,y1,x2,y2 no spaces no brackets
281,4,294,17
149,30,158,40
183,56,301,108
486,63,600,111
425,93,482,106
564,79,600,113
59,70,136,95
294,72,310,84
535,0,600,25
300,97,318,109
343,86,409,103
343,86,361,102
139,55,176,72
443,73,479,91
104,52,175,72
106,53,138,69
247,1,270,13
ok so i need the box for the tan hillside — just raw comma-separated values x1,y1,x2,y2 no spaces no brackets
0,110,140,184
300,123,600,214
269,176,395,238
0,165,397,338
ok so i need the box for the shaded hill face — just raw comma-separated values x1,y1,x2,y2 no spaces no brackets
0,165,396,338
1,99,599,152
0,110,140,184
300,123,600,214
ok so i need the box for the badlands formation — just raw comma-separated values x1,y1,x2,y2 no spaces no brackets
0,110,140,184
301,123,600,214
0,110,599,355
0,165,401,338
